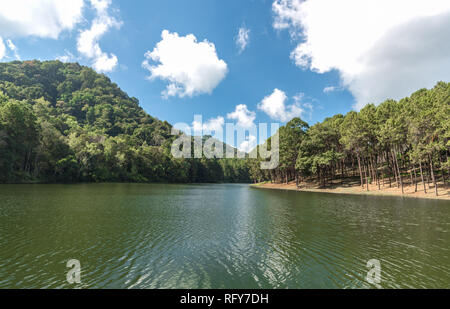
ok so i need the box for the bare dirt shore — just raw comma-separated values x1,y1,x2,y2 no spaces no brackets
251,179,450,201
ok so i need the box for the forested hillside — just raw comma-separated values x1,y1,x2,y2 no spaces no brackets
1,61,448,192
250,82,450,196
0,60,250,183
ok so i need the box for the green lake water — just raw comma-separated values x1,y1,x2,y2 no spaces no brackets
0,183,449,289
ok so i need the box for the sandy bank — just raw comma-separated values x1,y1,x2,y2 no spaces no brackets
251,180,450,201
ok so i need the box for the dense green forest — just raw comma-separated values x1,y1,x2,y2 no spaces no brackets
249,82,449,196
0,61,448,194
0,60,250,183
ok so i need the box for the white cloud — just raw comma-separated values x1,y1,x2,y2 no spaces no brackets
6,40,17,52
0,0,84,39
77,0,121,72
258,89,303,122
236,26,250,53
6,39,20,60
227,104,256,128
0,0,121,72
323,86,337,93
57,50,76,63
0,37,20,60
273,0,450,109
192,116,225,134
57,55,71,63
0,38,5,60
238,135,257,153
143,30,228,98
294,93,314,120
90,0,110,12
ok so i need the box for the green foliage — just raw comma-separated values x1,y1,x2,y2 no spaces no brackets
0,61,251,184
251,82,449,192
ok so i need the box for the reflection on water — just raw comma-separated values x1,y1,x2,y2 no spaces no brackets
0,183,449,289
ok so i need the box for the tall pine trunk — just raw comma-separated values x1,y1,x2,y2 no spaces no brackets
440,156,447,186
409,165,414,191
413,167,418,193
429,154,438,196
391,151,399,188
364,163,369,191
419,161,427,194
372,156,380,190
393,148,404,194
386,152,392,188
357,154,364,188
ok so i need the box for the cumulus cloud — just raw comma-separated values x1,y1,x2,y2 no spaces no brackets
0,37,21,60
258,89,303,122
6,39,20,60
272,0,450,109
238,135,257,153
192,116,225,134
236,26,250,53
56,50,76,63
77,0,121,72
143,30,228,98
6,40,17,52
0,38,5,60
293,92,314,120
0,0,121,72
323,86,337,93
0,0,84,39
227,104,256,128
0,0,83,61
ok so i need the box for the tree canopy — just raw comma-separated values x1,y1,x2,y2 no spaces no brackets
0,61,448,194
250,82,449,196
0,60,251,183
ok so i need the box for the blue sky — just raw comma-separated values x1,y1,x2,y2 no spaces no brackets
0,0,353,128
1,0,450,149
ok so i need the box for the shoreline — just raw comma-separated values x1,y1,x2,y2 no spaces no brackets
251,181,450,201
1,181,448,201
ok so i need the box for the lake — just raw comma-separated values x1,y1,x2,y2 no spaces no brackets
0,183,449,289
